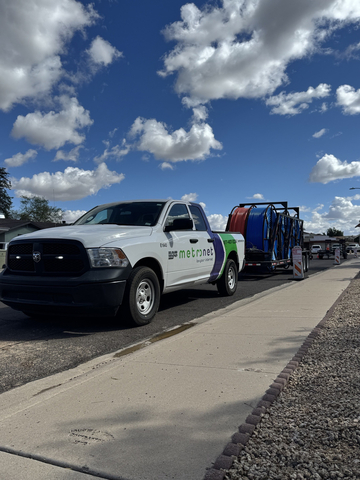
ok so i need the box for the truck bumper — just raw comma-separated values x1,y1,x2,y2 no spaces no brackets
0,270,128,317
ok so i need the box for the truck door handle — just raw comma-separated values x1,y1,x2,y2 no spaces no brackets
207,238,215,243
190,239,198,244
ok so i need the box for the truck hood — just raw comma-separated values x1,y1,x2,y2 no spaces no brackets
11,225,153,248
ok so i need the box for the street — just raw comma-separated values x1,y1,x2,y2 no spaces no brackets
0,258,336,393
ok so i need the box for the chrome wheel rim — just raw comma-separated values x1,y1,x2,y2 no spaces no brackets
228,266,235,290
136,279,155,315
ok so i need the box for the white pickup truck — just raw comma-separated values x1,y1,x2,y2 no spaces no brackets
0,200,245,326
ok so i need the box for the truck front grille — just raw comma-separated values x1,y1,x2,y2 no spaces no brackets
43,258,85,273
8,256,35,272
7,240,88,276
9,243,33,255
42,243,80,255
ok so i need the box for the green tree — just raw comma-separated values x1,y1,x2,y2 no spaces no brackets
0,167,13,217
327,227,344,237
13,196,63,223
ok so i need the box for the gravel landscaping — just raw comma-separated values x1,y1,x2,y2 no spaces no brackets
211,274,360,480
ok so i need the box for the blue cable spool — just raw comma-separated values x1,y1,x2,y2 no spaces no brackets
288,218,296,256
282,215,294,259
279,215,286,259
296,218,304,246
293,217,302,245
246,205,279,260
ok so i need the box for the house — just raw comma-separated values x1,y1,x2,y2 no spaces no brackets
303,233,360,252
303,233,340,251
0,219,61,249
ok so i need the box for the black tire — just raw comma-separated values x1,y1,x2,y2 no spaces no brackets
124,266,160,326
217,259,238,296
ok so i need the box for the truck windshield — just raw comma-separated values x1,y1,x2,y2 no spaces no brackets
74,202,166,226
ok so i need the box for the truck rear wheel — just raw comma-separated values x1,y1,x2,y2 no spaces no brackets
217,259,238,296
124,266,160,326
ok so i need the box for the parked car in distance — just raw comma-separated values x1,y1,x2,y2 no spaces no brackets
346,243,359,252
311,245,322,254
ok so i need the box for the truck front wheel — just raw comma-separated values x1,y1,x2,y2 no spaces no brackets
124,266,160,326
217,259,238,296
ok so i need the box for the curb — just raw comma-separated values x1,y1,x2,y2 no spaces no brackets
203,278,350,480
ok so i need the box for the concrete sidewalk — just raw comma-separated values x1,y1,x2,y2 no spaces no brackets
0,259,359,480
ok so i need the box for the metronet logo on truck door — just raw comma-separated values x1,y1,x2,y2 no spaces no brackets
180,247,214,258
169,247,214,260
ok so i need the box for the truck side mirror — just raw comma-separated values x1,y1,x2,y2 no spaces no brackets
164,218,193,232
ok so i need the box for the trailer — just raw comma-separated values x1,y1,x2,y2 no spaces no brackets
226,201,310,272
317,244,347,259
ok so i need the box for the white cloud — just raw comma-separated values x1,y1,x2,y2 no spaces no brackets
320,103,328,113
303,209,331,234
342,42,360,60
312,128,327,138
87,36,122,67
12,162,125,201
249,193,264,200
336,84,360,114
266,84,331,115
207,214,228,231
159,1,360,106
129,116,222,162
159,162,174,170
62,209,87,223
304,197,360,235
109,128,118,138
181,193,198,202
309,154,360,184
0,0,98,111
314,204,324,212
191,106,209,122
181,192,206,211
53,145,83,162
330,131,343,139
4,149,37,167
94,140,130,163
11,96,93,150
325,196,358,221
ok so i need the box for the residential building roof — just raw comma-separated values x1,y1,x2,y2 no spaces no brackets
0,219,59,231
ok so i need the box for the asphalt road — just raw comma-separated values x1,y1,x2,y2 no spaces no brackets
0,257,337,393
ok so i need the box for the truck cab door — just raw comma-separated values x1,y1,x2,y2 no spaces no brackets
164,203,215,288
188,204,215,280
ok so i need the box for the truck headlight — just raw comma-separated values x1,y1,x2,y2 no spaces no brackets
87,248,130,268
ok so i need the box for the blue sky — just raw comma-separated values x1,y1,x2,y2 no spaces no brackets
2,0,360,234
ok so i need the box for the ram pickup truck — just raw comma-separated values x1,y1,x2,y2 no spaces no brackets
0,200,245,326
